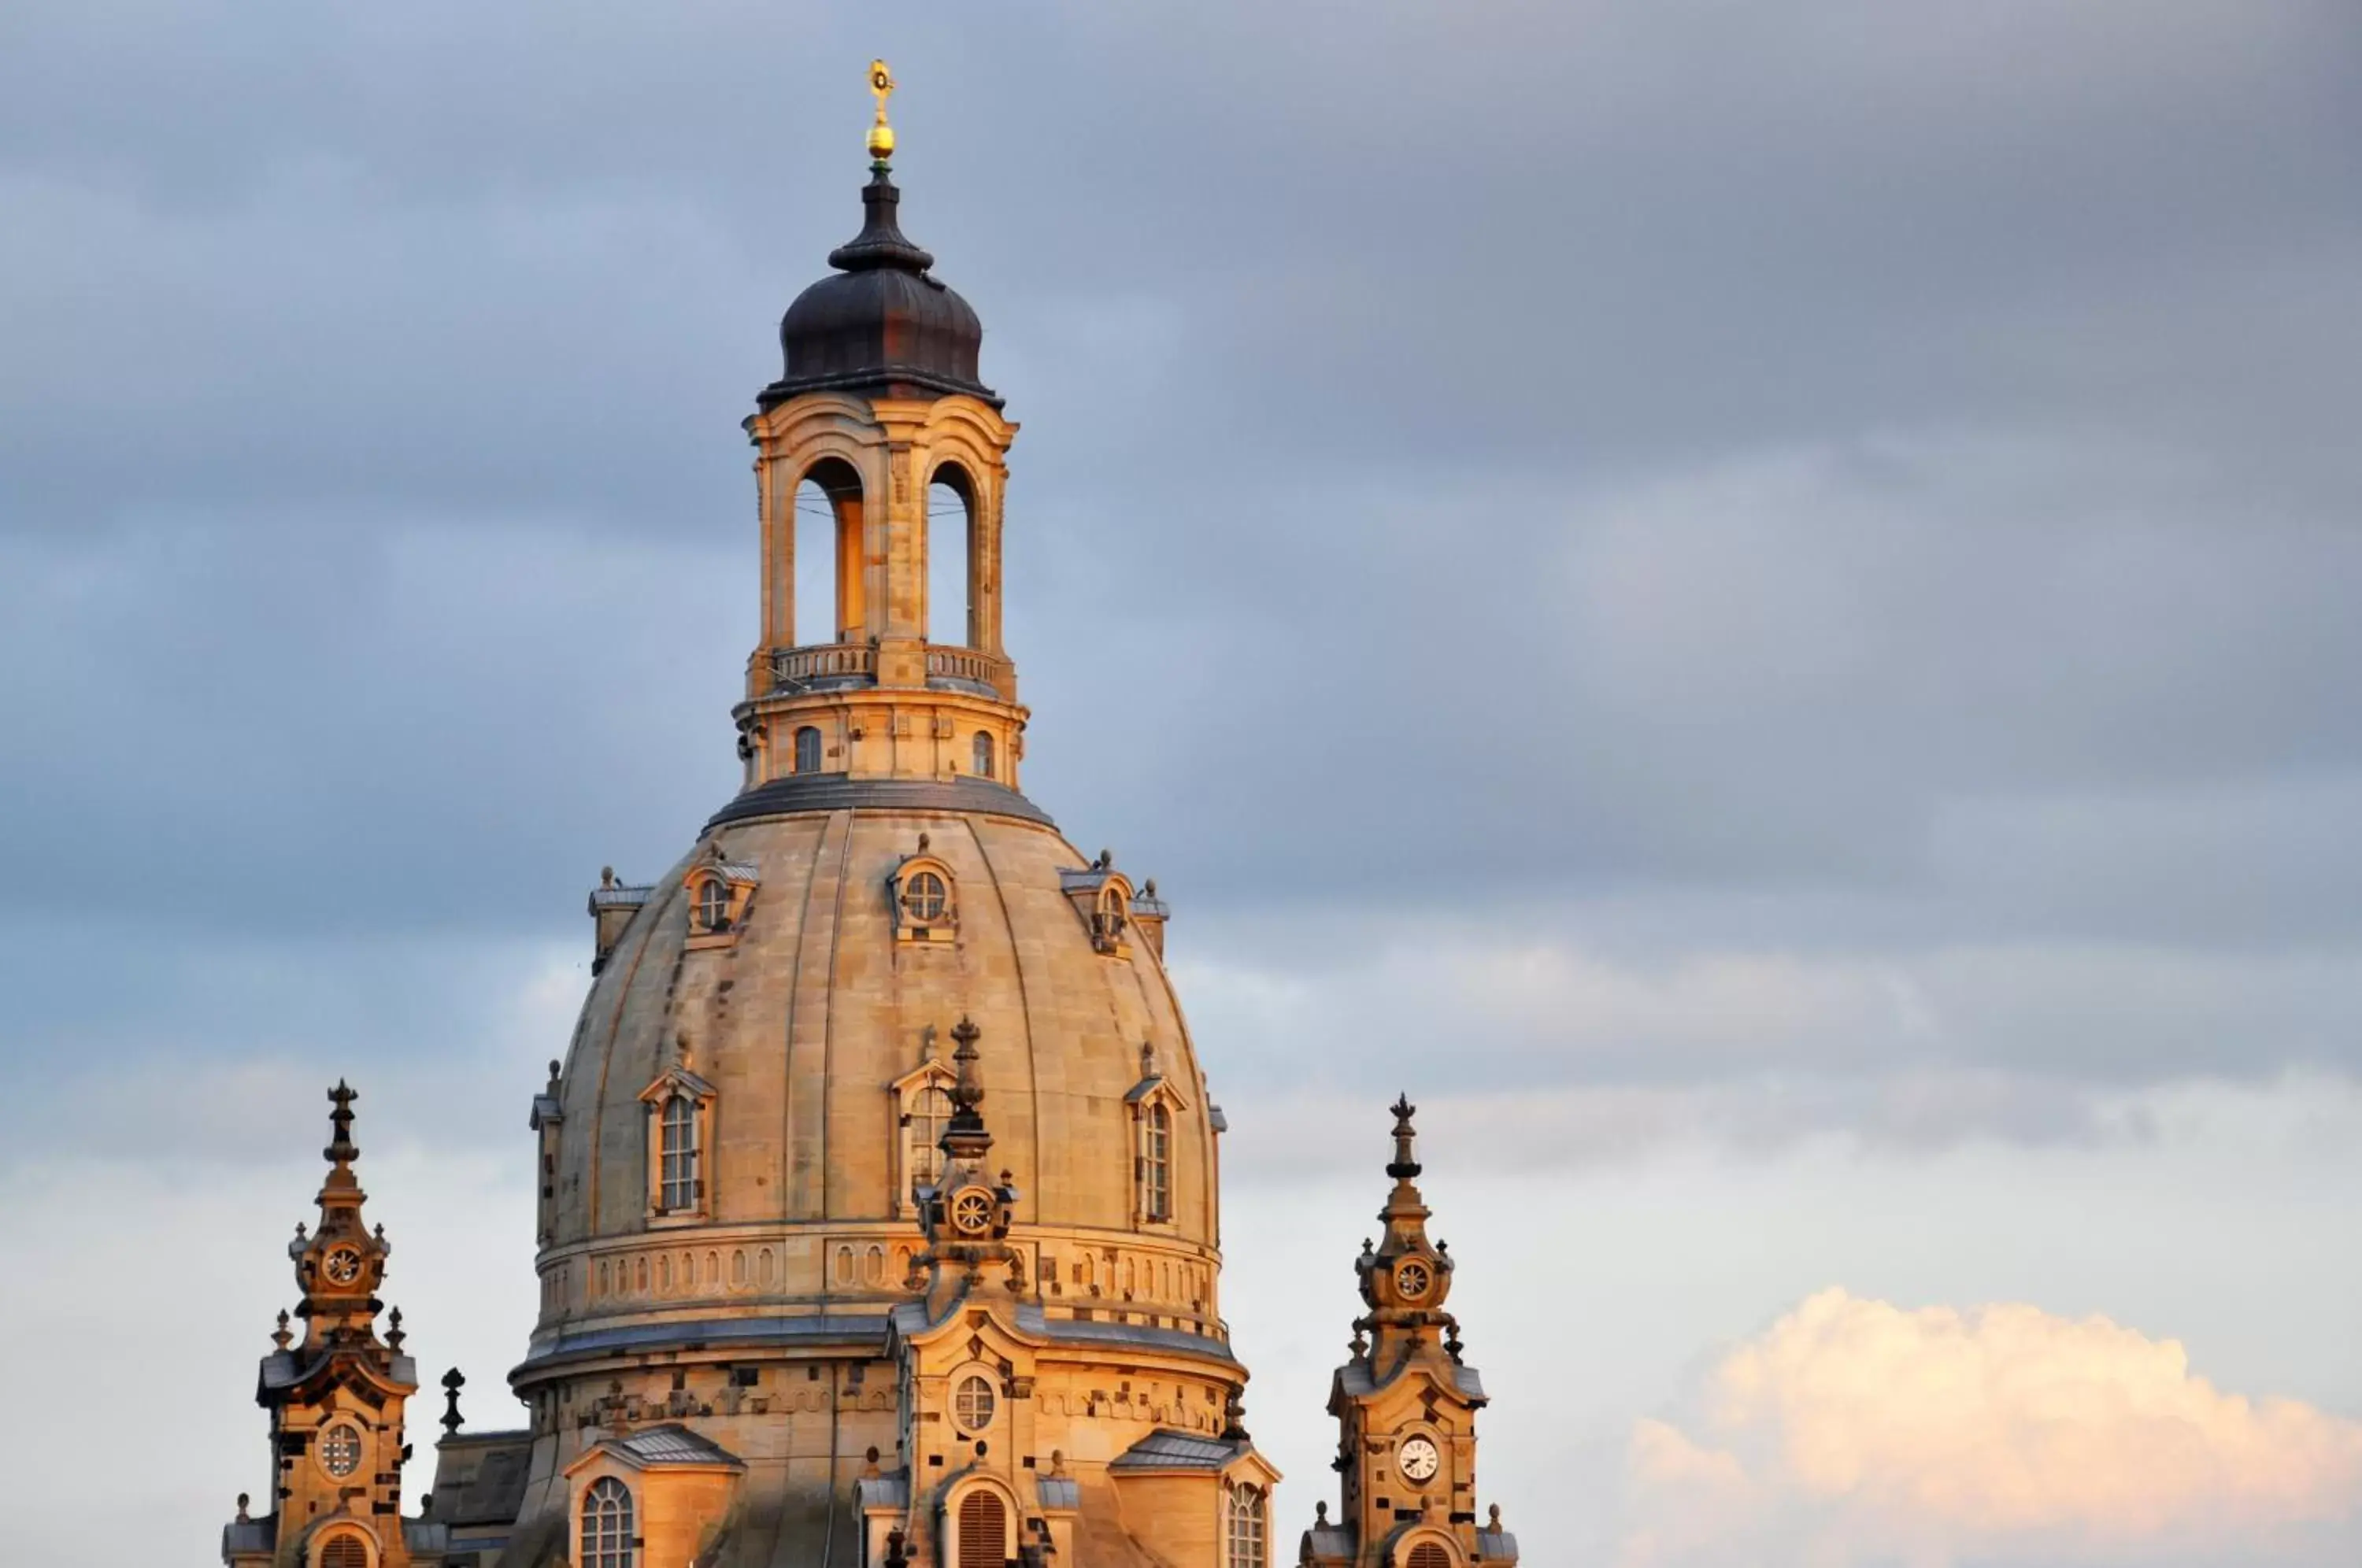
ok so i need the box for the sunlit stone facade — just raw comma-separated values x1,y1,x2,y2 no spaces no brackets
221,87,1519,1568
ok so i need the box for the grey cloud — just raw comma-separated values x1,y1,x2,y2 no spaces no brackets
2,1,2359,1117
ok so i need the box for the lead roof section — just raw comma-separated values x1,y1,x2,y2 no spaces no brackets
1108,1428,1253,1473
761,171,998,410
704,772,1053,830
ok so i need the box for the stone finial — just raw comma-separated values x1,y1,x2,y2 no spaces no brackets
386,1306,405,1352
326,1081,360,1166
1220,1387,1250,1442
1048,1448,1068,1476
917,832,930,852
1489,1503,1503,1529
600,866,616,887
884,1528,909,1568
236,1493,250,1522
1095,848,1113,869
1316,1500,1329,1525
950,1017,984,1111
272,1310,294,1352
418,1492,433,1519
1138,1040,1157,1079
546,1059,561,1092
1446,1322,1464,1363
1142,878,1157,898
441,1367,466,1435
1387,1092,1421,1179
862,1445,881,1477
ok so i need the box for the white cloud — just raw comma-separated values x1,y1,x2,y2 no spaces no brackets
1622,1289,2362,1567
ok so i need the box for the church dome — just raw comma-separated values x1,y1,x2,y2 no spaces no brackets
760,172,998,409
527,782,1226,1370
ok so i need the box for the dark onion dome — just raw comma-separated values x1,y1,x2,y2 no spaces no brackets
760,170,998,409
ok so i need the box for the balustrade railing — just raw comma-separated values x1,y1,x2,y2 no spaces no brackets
925,646,1002,693
770,643,876,687
766,642,1005,696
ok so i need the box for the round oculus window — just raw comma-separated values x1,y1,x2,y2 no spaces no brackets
953,1373,997,1433
320,1422,365,1479
950,1187,994,1237
1394,1259,1432,1300
322,1245,364,1286
903,871,948,923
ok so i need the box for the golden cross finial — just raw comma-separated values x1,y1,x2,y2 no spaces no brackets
867,59,897,165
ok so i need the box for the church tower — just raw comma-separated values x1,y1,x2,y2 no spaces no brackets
225,1084,425,1568
1300,1100,1519,1568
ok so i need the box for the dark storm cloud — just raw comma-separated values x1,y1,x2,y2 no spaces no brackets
2,0,2359,1135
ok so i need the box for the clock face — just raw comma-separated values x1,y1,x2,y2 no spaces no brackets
1394,1259,1431,1300
950,1187,994,1237
322,1245,364,1286
1398,1435,1441,1483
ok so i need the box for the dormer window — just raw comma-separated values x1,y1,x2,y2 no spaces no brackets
1093,885,1129,956
683,846,758,952
1140,1102,1172,1222
1125,1044,1190,1229
902,871,947,924
658,1093,699,1211
1062,858,1135,958
890,1052,960,1217
639,1063,716,1224
892,841,958,945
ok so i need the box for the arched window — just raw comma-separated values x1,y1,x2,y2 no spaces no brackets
794,726,822,775
658,1093,699,1212
319,1533,370,1568
928,472,974,648
1225,1485,1268,1568
1405,1544,1450,1568
582,1476,635,1568
956,1488,1007,1568
972,730,995,779
908,1082,953,1198
1140,1103,1172,1222
695,876,731,933
1092,884,1129,954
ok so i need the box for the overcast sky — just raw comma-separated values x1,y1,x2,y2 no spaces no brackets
3,4,2360,1564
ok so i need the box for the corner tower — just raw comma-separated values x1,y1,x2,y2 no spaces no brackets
1301,1100,1519,1568
225,1084,428,1568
